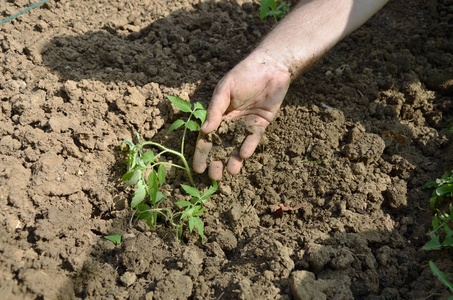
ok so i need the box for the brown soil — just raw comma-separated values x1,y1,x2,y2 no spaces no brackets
1,0,453,299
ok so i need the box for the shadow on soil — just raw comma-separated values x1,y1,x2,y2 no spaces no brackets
32,0,453,298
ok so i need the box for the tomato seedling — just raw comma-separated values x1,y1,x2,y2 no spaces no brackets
122,96,217,241
259,0,290,23
422,170,453,296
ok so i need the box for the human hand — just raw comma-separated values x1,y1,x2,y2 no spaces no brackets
193,54,291,180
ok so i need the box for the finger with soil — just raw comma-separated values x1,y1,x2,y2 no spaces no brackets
193,135,212,174
226,148,243,175
208,160,223,180
240,127,264,159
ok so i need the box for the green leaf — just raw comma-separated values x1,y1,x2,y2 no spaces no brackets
127,152,138,170
423,235,442,250
155,191,165,203
201,179,218,201
167,95,192,113
105,234,122,245
136,210,151,220
148,170,159,204
443,235,453,247
125,170,141,188
436,184,453,197
422,181,437,189
131,181,146,208
175,201,192,207
189,216,195,233
142,150,155,163
168,119,185,133
430,196,438,209
158,165,166,185
122,171,134,181
181,207,195,220
194,217,204,240
186,120,200,132
137,204,151,211
193,109,207,124
194,102,204,110
193,208,206,217
432,215,441,229
429,261,453,293
259,0,273,19
181,184,200,198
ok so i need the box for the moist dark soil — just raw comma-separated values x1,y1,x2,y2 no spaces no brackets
1,0,452,299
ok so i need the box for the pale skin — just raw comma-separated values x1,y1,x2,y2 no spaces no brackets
193,0,390,180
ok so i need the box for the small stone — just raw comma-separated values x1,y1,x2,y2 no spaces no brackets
216,229,237,252
120,271,137,287
227,204,242,225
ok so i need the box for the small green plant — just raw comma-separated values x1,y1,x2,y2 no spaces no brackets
423,170,453,296
423,170,453,209
259,0,290,23
122,96,217,241
105,234,122,245
422,203,453,251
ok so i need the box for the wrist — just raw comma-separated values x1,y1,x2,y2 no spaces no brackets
245,50,292,81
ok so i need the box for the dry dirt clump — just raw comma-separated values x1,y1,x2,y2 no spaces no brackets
205,118,256,163
0,0,452,299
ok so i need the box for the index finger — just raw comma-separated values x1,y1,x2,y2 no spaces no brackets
200,79,232,134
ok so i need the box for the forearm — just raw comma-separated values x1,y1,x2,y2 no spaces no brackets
250,0,389,79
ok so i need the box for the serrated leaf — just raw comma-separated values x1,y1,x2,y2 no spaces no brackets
429,261,453,293
131,181,146,208
423,235,442,250
148,170,159,204
175,201,192,207
194,217,204,240
181,207,195,220
105,234,122,245
189,216,195,233
167,95,192,113
158,164,166,185
136,211,151,220
186,120,200,132
194,102,204,110
193,208,206,217
193,109,207,124
168,119,185,133
201,179,218,201
142,150,155,163
259,0,272,19
181,184,200,198
137,204,151,211
125,170,141,188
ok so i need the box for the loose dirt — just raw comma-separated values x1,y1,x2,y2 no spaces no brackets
1,0,452,299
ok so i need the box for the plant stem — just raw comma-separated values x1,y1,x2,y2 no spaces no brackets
181,113,193,156
141,141,194,186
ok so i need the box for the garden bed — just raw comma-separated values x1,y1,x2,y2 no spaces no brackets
1,0,452,298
